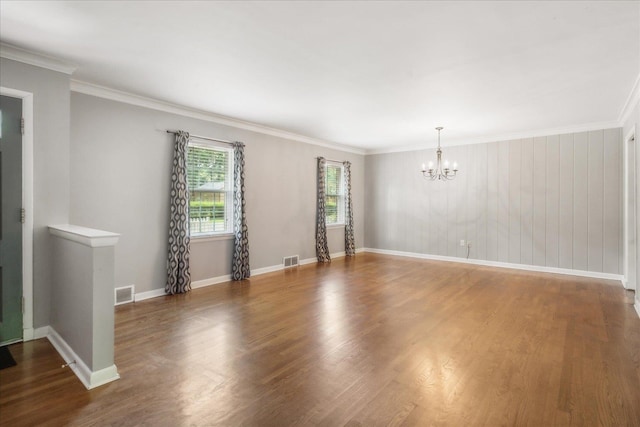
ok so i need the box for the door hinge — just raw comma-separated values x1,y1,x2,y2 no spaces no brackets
20,208,25,224
20,117,25,136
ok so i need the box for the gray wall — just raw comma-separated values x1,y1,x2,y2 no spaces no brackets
365,129,623,274
70,93,365,293
50,236,115,371
0,58,71,328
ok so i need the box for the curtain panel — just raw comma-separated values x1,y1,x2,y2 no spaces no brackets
343,161,355,256
231,142,250,280
316,157,331,262
166,130,192,294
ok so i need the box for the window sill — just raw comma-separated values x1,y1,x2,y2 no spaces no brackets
327,223,345,230
191,233,234,243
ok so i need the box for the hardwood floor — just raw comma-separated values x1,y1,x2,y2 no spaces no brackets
1,253,640,426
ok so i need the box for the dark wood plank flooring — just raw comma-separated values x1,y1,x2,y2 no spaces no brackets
1,253,639,426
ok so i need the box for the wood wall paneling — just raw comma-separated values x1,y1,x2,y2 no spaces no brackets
520,138,534,265
509,140,522,264
603,128,622,274
498,141,510,263
588,130,605,272
573,132,590,271
532,136,547,266
545,135,560,268
364,128,623,274
487,142,499,261
475,143,488,260
558,134,574,269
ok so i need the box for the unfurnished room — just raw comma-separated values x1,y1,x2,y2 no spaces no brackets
0,1,639,426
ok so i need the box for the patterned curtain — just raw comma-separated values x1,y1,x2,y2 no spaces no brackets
343,161,355,256
166,130,191,294
316,157,331,262
231,142,250,280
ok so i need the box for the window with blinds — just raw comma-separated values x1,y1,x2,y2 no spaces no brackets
187,141,234,236
325,162,344,225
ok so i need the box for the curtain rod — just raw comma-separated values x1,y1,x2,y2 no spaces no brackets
316,157,347,163
166,130,235,146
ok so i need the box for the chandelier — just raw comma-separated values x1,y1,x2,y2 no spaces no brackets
421,127,458,181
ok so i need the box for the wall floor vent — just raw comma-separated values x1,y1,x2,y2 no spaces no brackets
115,285,135,305
283,255,299,269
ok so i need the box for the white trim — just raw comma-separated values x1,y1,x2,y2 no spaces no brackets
134,288,167,302
191,275,232,289
635,301,640,319
48,224,120,248
619,73,640,125
133,248,365,302
299,256,319,266
0,43,76,75
0,87,34,342
250,265,284,276
70,80,365,155
327,224,346,229
365,120,622,155
363,248,625,283
47,326,120,390
190,233,234,243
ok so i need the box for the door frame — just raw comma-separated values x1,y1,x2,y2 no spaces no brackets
624,126,637,291
0,87,33,341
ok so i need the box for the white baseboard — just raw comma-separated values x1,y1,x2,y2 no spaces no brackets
363,248,625,283
192,274,232,289
134,287,167,302
47,326,119,390
133,248,365,303
635,301,640,319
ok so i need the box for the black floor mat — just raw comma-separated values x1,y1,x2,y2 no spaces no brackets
0,345,17,370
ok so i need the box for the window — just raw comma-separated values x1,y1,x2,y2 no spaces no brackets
325,162,344,225
187,140,234,236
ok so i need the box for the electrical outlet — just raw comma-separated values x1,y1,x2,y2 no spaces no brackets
460,240,465,246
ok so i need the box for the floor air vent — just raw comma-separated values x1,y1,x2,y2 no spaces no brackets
115,285,135,305
283,255,299,269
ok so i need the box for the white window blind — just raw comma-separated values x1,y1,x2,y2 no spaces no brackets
325,162,344,225
187,141,234,236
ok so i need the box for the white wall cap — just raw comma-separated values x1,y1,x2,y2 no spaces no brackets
49,224,120,247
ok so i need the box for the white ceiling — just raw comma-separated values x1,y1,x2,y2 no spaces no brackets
1,1,638,152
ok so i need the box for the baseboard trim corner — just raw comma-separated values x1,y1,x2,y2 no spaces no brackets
635,301,640,319
88,365,121,389
47,326,119,390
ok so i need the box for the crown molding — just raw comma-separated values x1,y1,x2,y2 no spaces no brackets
365,120,622,155
70,79,366,155
619,72,640,126
0,43,76,75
